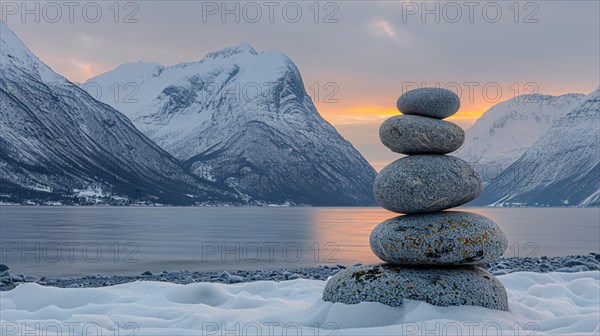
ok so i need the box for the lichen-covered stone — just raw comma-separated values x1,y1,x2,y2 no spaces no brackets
396,88,461,119
374,155,482,214
322,264,508,310
379,115,464,155
370,211,508,265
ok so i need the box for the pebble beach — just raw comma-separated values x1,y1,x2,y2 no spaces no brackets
1,253,598,291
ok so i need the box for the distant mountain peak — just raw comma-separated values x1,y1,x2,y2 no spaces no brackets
512,93,583,102
113,60,163,72
204,41,258,60
237,41,256,52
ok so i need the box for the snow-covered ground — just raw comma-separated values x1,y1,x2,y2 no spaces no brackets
1,271,598,335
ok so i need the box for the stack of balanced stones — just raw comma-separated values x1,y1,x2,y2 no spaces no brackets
323,88,509,310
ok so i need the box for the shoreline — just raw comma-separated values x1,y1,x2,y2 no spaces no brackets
1,253,598,291
2,204,598,208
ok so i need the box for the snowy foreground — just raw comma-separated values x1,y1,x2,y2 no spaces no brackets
1,271,598,336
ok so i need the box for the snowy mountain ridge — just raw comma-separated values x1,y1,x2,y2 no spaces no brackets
0,21,239,205
85,42,286,122
0,21,64,85
455,93,585,182
471,87,600,207
86,43,376,205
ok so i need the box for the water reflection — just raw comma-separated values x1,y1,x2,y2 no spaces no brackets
312,208,393,265
0,206,598,276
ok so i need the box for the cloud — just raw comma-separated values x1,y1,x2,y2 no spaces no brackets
371,20,397,39
369,20,414,46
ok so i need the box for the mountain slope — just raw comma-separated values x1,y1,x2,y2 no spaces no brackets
455,93,584,182
0,21,237,205
472,87,600,207
85,43,376,205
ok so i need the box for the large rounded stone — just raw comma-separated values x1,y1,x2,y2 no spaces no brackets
322,264,508,310
379,115,464,155
397,88,460,119
374,155,482,214
370,212,508,265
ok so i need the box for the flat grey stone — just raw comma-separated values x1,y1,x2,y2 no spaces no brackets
379,115,464,155
397,88,460,119
23,275,40,282
228,275,244,283
370,211,508,265
322,264,508,310
374,155,482,214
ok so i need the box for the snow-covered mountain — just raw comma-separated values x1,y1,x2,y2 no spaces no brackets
455,93,585,182
85,43,376,205
472,87,600,207
0,21,238,205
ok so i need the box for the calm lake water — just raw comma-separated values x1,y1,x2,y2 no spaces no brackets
0,207,598,276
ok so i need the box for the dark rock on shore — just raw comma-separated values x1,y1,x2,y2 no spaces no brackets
1,254,597,292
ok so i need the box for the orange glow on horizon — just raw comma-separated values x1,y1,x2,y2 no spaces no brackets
71,62,97,82
316,102,489,128
32,50,109,84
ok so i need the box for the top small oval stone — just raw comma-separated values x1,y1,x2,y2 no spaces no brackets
397,88,460,119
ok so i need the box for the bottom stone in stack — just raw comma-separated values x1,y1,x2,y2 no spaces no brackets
322,264,508,310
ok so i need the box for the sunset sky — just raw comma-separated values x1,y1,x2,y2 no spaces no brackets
3,1,599,170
